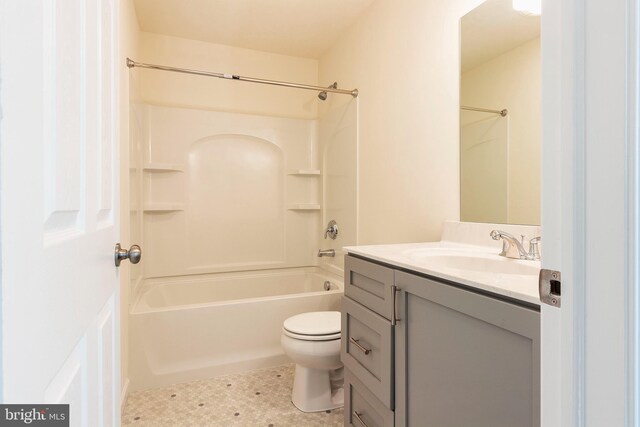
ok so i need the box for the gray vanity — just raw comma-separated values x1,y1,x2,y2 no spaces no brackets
341,254,540,427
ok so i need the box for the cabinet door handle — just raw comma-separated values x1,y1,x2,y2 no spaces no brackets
353,411,370,427
391,285,401,325
350,337,371,355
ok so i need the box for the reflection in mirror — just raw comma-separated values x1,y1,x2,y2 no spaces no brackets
460,0,540,225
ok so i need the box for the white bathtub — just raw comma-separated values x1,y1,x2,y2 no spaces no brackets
129,267,343,391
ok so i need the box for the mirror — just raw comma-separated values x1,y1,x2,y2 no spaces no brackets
460,0,540,225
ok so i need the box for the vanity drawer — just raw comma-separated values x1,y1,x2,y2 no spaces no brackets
345,255,395,320
341,296,394,408
345,370,394,427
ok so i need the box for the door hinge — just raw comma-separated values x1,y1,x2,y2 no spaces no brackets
539,269,561,308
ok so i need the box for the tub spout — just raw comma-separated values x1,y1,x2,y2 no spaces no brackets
318,249,335,258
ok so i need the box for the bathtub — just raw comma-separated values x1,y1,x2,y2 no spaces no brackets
129,267,343,391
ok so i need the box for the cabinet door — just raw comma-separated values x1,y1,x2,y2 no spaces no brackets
394,271,540,427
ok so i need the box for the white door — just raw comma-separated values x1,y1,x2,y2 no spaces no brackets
542,0,639,425
0,1,122,426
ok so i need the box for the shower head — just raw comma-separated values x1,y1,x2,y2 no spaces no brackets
318,82,338,101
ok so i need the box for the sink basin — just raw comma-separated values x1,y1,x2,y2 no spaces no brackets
402,246,488,260
418,255,539,276
398,246,540,276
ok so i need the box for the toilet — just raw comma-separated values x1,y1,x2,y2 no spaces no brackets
281,311,344,412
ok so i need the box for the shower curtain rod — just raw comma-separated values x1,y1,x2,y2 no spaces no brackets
461,106,508,117
126,58,359,98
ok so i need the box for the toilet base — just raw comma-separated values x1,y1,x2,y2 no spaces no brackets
291,365,344,412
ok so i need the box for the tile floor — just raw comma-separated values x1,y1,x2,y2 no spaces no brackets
122,364,344,427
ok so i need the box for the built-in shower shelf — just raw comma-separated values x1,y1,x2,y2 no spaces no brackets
144,163,184,172
287,204,321,211
143,203,185,212
287,169,321,176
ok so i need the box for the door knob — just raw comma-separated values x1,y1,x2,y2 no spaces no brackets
114,243,142,267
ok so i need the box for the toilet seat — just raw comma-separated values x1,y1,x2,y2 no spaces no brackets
283,311,341,341
282,329,341,341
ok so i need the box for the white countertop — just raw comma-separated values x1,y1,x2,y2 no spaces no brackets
344,241,541,306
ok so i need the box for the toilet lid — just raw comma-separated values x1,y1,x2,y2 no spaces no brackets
283,311,341,336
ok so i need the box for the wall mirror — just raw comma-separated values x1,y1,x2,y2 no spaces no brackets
460,0,540,225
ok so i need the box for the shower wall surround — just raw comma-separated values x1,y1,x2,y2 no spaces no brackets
319,101,358,274
141,105,323,278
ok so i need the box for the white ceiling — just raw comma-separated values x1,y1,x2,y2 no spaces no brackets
132,0,376,59
461,0,540,72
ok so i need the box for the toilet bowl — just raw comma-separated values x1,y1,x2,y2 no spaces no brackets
281,311,344,412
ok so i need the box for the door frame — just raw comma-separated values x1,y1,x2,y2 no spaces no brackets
540,0,582,424
541,0,640,425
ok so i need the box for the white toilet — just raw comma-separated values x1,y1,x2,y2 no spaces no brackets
281,311,344,412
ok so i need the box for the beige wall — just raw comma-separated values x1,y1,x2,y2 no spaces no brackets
138,33,319,119
319,0,481,245
119,0,140,406
461,37,541,225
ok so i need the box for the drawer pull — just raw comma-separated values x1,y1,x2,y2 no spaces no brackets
353,411,370,427
350,337,371,355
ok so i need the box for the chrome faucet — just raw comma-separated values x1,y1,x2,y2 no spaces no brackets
324,220,338,240
317,249,336,257
490,230,541,260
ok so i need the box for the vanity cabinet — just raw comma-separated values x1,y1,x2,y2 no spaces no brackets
342,255,540,427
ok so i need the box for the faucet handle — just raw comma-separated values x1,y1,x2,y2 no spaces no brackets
324,220,338,240
490,230,509,256
528,236,541,260
499,239,508,257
